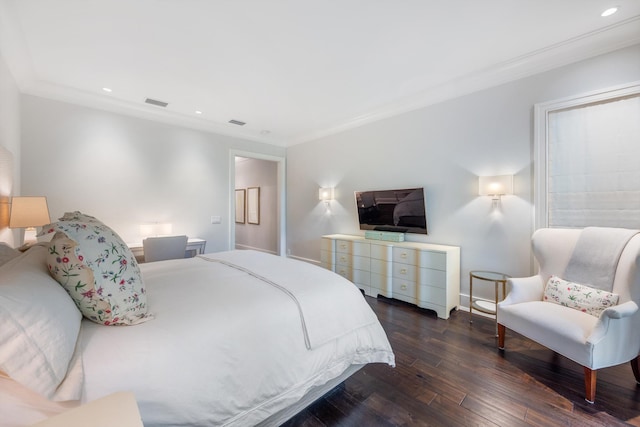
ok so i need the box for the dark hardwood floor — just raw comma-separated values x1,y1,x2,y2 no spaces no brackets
282,296,640,427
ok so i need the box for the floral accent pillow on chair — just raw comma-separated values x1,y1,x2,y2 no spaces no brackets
543,275,619,317
39,212,152,326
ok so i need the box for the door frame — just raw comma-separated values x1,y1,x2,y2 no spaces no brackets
229,150,286,256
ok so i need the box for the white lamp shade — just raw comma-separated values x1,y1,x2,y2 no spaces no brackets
479,175,513,196
319,188,334,201
9,197,50,228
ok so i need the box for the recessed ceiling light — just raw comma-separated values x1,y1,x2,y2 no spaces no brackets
102,87,112,93
601,7,618,17
229,119,246,126
195,110,202,115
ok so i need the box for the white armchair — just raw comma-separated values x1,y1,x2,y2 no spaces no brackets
497,227,640,403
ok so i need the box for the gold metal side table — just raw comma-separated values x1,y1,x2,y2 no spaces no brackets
469,271,510,334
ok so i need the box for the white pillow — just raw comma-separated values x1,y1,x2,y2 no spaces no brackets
543,275,619,317
0,245,82,399
0,242,20,267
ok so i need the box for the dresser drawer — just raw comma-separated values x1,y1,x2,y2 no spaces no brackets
417,251,446,270
370,244,393,261
393,262,416,281
393,247,446,270
336,254,371,270
392,278,417,298
418,285,446,303
335,266,370,285
393,247,416,265
418,268,447,288
336,240,370,257
370,258,392,276
371,273,392,291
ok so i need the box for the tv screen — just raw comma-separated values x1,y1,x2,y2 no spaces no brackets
354,187,428,235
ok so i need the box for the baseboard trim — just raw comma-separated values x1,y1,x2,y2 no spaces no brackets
234,244,277,255
287,254,321,266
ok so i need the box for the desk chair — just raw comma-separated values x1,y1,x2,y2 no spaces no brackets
142,235,188,262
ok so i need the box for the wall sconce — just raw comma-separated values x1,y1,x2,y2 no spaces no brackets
9,196,51,247
318,187,334,202
479,175,513,201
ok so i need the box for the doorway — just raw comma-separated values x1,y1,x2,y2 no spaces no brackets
229,150,286,256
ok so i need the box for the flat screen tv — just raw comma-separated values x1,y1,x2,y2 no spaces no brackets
354,187,428,235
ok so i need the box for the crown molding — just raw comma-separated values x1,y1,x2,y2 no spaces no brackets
289,16,640,146
2,1,638,149
20,80,284,146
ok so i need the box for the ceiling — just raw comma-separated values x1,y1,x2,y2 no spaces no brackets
1,1,639,147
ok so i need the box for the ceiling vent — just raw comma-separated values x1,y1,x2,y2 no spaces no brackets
145,98,169,107
228,119,246,126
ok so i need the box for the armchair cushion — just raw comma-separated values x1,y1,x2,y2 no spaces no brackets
544,276,619,317
498,301,599,367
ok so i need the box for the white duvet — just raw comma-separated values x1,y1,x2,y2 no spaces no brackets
72,250,394,426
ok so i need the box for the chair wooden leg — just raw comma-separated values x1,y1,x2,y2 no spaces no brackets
631,356,640,385
497,324,505,350
584,367,596,404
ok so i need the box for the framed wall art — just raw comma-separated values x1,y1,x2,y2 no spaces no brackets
235,189,245,224
247,187,260,225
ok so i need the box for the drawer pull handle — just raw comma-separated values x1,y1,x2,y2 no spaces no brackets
401,253,407,258
340,256,346,262
340,244,347,249
400,268,407,274
401,284,408,290
339,270,346,275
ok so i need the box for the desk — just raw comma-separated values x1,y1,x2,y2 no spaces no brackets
127,238,206,262
469,270,510,334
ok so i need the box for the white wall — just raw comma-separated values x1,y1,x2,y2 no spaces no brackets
12,44,640,304
235,157,278,253
285,44,640,305
0,52,21,246
20,95,286,252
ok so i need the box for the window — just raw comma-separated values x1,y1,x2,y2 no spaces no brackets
534,82,640,229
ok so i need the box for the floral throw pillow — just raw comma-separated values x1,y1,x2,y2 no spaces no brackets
40,213,152,326
543,275,619,317
58,211,103,223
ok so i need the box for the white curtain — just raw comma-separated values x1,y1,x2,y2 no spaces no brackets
547,95,640,228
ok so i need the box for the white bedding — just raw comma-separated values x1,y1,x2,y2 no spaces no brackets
3,250,394,426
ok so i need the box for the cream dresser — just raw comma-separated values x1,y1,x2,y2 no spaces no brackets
321,234,460,319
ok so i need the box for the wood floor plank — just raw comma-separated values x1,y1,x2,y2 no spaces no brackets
460,394,529,427
426,394,500,427
282,296,640,426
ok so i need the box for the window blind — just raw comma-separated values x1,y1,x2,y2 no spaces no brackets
547,95,640,228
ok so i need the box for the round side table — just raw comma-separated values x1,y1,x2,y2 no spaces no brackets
469,270,510,334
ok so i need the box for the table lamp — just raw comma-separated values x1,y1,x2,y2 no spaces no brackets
9,196,51,248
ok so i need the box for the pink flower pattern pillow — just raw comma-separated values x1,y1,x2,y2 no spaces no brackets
543,275,619,317
40,213,152,326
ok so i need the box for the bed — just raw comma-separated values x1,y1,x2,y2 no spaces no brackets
0,242,395,426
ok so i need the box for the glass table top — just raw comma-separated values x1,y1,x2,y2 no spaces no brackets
470,270,510,282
